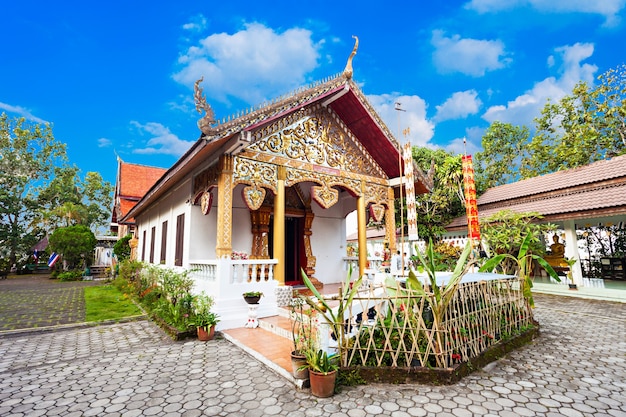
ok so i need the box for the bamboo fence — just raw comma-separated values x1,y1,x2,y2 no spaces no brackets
329,277,533,369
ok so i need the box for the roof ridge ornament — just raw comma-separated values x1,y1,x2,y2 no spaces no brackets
194,76,216,137
342,35,359,80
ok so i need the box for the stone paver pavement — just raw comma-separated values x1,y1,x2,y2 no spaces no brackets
0,289,625,415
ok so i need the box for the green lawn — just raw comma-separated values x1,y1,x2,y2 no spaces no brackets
85,284,143,322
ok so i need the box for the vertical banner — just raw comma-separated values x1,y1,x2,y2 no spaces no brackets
462,155,481,240
403,143,419,241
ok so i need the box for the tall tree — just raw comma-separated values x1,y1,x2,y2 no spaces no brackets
410,147,465,242
526,65,626,176
0,113,67,266
36,166,113,232
474,121,529,190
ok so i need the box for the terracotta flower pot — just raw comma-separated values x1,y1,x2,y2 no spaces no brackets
309,370,336,398
290,351,309,380
197,326,215,341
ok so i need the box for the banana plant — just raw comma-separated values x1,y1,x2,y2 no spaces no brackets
479,233,560,307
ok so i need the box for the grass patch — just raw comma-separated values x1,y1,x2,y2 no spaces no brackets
85,284,143,322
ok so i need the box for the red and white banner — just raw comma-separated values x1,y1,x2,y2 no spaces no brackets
403,143,419,241
462,155,480,241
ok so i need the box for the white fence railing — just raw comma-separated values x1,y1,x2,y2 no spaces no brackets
188,258,279,329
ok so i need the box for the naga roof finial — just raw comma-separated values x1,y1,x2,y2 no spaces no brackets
342,35,359,80
194,76,216,137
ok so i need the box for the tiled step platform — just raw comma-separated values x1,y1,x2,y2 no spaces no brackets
221,283,341,382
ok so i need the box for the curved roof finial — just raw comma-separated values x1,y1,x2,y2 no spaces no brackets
194,76,216,137
342,35,359,80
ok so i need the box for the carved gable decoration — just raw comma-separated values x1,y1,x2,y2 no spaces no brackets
311,185,339,209
369,203,385,223
247,106,386,178
242,184,266,211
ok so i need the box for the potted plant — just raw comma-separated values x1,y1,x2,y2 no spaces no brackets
298,349,339,397
191,292,220,341
289,297,315,380
243,291,263,304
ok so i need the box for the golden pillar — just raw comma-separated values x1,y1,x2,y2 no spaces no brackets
216,155,234,258
273,166,286,285
356,182,368,278
385,186,397,254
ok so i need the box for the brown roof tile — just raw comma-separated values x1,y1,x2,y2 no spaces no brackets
479,154,626,204
447,155,626,229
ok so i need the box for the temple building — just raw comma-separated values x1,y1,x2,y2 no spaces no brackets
119,40,433,329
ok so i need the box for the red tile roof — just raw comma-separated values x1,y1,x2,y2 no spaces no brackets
118,162,167,199
113,161,167,224
447,154,626,229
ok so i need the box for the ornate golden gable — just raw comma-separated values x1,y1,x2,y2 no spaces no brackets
245,105,386,179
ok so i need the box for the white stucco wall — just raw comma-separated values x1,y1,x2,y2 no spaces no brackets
136,178,191,267
189,188,217,261
231,184,253,257
310,194,350,284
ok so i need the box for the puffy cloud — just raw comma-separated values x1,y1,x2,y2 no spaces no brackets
367,94,435,147
431,30,509,77
130,121,195,157
173,22,320,105
0,102,47,124
434,90,482,122
483,43,597,126
465,0,626,27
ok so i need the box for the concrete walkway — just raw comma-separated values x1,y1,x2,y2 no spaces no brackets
0,275,625,416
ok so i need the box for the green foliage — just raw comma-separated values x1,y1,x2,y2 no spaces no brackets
299,349,339,375
480,233,560,307
49,225,97,269
403,239,474,325
114,234,133,261
477,65,626,185
474,122,530,190
480,210,556,270
36,166,113,233
410,147,466,241
0,113,67,266
190,292,219,330
57,270,84,281
300,265,363,351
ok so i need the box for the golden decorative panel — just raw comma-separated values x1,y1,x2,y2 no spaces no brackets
285,167,361,196
311,185,339,209
247,106,386,178
233,157,277,193
364,183,389,206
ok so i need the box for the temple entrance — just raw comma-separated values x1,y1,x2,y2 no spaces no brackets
269,216,305,285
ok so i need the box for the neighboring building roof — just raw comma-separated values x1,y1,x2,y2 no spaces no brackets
112,160,167,225
123,71,434,223
118,162,167,199
447,154,626,230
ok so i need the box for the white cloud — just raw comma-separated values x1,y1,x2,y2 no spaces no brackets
173,22,320,106
182,14,207,32
97,138,112,148
0,102,47,124
130,121,195,157
483,43,597,126
367,94,435,147
466,0,626,27
431,30,509,77
434,90,482,122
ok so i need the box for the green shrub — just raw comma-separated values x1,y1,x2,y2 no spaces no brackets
57,270,84,281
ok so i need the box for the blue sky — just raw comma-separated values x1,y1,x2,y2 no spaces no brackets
2,1,625,186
